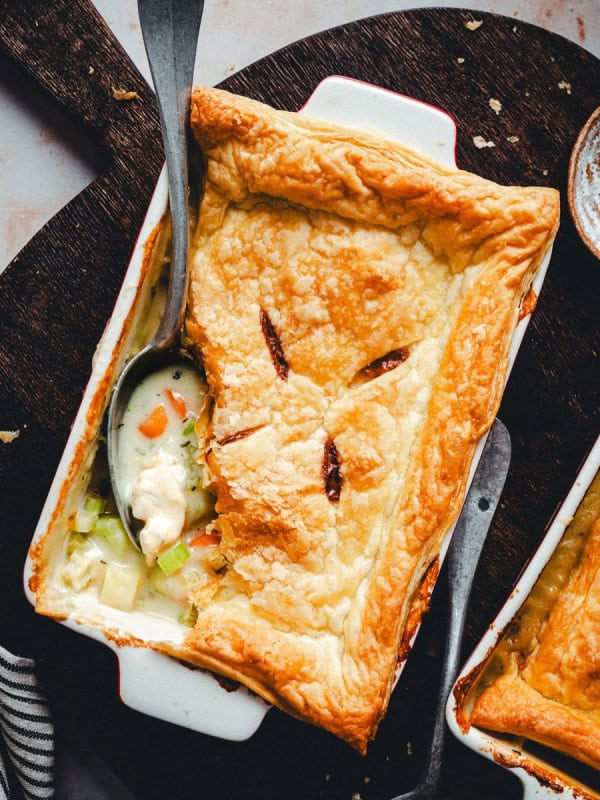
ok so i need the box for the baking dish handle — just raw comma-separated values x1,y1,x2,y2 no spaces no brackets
116,646,270,741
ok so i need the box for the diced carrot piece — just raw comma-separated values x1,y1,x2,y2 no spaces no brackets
189,531,221,548
165,388,187,420
138,405,168,438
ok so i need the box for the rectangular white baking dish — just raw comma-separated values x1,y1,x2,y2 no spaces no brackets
447,435,600,800
23,75,555,741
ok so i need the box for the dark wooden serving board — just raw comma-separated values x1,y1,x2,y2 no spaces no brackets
0,3,598,799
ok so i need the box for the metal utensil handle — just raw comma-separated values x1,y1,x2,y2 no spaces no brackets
137,0,205,349
422,418,512,791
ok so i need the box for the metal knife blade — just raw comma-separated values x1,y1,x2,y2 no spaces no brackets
447,417,512,601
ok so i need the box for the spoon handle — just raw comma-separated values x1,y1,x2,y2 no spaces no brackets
421,418,511,792
137,0,205,349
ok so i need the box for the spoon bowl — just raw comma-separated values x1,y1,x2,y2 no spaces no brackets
107,345,197,543
106,0,205,550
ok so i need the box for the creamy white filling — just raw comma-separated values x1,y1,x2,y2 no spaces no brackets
131,449,188,564
117,365,204,498
115,363,208,564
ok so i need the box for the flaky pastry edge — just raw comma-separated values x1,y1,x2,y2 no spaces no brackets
173,88,560,752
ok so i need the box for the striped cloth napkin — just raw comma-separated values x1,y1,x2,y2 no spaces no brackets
0,647,54,800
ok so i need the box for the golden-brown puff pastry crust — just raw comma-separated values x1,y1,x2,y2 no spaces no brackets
178,87,559,752
472,516,600,770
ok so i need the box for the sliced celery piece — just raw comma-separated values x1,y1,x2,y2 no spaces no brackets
73,494,107,533
157,541,190,576
93,514,132,559
182,417,196,437
84,495,106,515
73,508,97,534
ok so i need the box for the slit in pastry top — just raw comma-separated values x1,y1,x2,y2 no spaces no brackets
323,438,342,503
216,425,265,447
183,87,560,753
260,307,289,380
357,347,410,382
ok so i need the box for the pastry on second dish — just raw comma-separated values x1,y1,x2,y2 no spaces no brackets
471,475,600,770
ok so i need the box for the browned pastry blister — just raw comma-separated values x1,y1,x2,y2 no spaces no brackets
170,87,560,752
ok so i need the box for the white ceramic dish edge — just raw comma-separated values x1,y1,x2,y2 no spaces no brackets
446,435,600,800
23,75,554,742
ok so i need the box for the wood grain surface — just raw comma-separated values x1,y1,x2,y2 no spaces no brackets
0,3,598,799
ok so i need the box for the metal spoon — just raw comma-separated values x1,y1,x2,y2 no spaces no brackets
106,0,205,548
392,418,511,800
